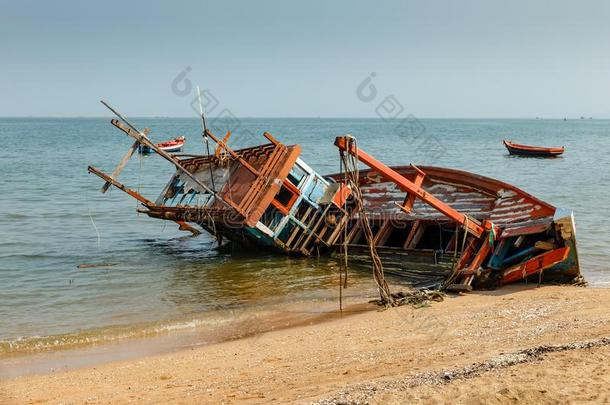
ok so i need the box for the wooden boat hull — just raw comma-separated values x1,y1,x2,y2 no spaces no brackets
503,140,564,157
326,165,580,288
90,122,580,291
144,159,580,289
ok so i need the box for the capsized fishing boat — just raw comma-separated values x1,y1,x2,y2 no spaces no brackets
503,140,564,157
88,102,580,292
140,136,186,154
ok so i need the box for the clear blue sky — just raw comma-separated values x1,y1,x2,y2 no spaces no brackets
2,0,610,118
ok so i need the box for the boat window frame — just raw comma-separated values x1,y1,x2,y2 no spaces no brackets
271,179,300,215
286,163,308,189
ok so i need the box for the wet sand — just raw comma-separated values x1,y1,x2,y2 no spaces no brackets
0,299,375,380
2,285,609,404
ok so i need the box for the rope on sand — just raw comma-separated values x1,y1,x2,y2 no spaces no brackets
370,289,445,308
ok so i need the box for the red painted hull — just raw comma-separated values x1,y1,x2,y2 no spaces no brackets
503,140,564,157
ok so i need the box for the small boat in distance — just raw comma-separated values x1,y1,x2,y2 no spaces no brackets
503,140,564,157
140,136,186,154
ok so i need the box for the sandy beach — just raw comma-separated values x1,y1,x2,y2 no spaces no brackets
1,284,609,404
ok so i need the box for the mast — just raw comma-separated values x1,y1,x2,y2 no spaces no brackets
196,86,216,193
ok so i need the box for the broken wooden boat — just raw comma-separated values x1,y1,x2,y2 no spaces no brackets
140,136,185,154
88,103,581,292
331,137,579,289
503,140,564,157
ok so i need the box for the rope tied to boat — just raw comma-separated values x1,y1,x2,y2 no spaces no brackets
442,216,469,289
338,146,349,313
85,190,101,247
340,136,394,307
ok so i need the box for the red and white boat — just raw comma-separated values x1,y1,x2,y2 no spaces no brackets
140,136,185,154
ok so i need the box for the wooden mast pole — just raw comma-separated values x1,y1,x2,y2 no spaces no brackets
99,100,233,209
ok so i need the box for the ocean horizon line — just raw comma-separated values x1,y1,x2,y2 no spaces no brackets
0,115,607,120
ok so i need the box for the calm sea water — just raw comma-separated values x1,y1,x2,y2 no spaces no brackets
1,117,609,352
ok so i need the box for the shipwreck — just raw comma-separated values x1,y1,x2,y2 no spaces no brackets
88,101,581,295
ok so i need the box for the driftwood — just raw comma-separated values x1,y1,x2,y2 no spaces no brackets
77,263,116,269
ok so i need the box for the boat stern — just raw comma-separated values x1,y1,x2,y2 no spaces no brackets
544,208,581,281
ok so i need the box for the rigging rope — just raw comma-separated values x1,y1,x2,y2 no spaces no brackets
340,136,394,307
204,135,216,193
137,150,144,213
341,151,349,289
442,216,470,288
86,190,101,248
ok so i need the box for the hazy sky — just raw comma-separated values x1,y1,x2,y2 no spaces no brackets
2,0,610,118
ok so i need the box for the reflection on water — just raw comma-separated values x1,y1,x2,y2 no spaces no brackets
1,117,609,352
164,250,352,311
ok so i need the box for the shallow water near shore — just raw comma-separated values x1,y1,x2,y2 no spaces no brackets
1,117,609,355
0,293,377,379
